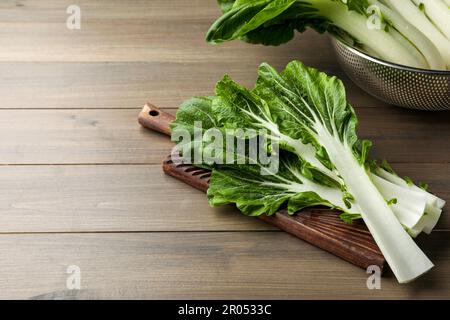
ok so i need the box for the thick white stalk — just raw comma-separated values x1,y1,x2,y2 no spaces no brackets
263,179,348,211
374,168,444,235
370,173,427,229
314,126,433,283
410,206,442,235
360,45,380,59
282,134,341,182
388,27,428,68
421,206,443,234
407,228,421,238
384,0,450,68
375,168,446,209
412,0,450,40
315,0,426,68
281,135,439,236
368,0,446,70
283,135,330,173
283,131,441,235
283,132,437,233
371,173,445,236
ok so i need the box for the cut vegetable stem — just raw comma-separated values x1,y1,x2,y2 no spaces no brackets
314,126,434,283
384,0,450,68
368,0,445,70
316,0,426,68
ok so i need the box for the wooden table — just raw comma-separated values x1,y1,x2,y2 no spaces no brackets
0,0,448,299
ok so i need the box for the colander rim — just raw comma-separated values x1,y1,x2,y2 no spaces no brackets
333,37,450,76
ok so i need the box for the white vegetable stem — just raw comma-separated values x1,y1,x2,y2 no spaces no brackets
318,129,433,283
262,164,348,210
388,27,428,68
375,168,445,234
279,128,434,235
282,132,440,236
301,100,434,282
368,0,446,70
315,0,427,68
384,0,450,68
370,174,427,229
375,168,446,210
412,206,443,235
281,131,434,234
412,0,450,40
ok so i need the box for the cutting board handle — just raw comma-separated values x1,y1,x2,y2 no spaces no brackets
138,103,174,136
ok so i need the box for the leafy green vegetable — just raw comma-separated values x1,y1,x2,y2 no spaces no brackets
171,61,446,283
252,61,439,283
208,152,347,216
208,0,450,70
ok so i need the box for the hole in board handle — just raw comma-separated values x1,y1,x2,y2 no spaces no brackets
149,110,160,117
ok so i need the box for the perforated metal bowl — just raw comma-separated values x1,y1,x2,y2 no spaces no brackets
331,38,450,111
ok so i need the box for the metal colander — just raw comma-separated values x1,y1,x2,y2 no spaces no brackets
330,38,450,111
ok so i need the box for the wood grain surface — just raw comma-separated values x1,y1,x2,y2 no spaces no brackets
0,108,448,164
0,62,388,110
0,0,448,299
1,232,449,300
0,163,448,233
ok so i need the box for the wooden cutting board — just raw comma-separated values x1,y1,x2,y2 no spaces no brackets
138,103,385,271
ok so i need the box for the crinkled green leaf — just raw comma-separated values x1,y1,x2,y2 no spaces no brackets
217,0,237,13
254,61,366,163
206,0,328,45
170,96,218,136
207,152,345,216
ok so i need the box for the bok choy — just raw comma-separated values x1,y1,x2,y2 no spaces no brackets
171,61,445,283
207,0,450,70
